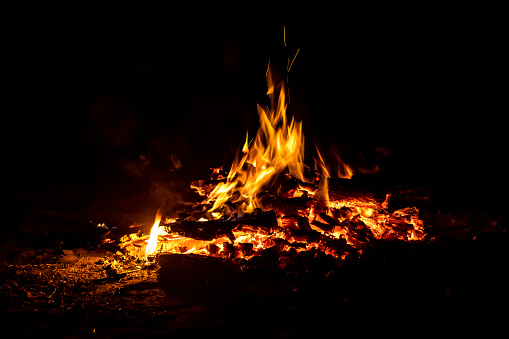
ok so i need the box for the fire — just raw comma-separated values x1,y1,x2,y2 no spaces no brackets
135,38,426,265
207,71,304,218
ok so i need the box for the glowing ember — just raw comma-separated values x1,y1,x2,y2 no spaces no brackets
137,180,426,262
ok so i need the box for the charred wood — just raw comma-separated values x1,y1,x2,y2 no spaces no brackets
167,210,278,240
311,220,334,232
318,213,341,227
259,194,313,215
341,216,374,242
297,216,313,232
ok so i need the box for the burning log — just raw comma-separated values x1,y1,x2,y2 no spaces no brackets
279,215,298,230
297,216,313,232
311,219,334,232
259,194,313,215
342,216,374,243
333,206,356,221
120,210,280,258
167,210,278,240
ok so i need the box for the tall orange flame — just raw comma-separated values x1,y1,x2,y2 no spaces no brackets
207,71,305,218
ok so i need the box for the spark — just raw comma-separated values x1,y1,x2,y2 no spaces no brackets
287,48,300,72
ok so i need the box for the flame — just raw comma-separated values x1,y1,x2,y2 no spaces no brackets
313,147,331,204
207,72,304,218
313,146,354,206
145,208,163,259
336,161,354,179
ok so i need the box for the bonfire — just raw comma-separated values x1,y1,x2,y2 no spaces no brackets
119,65,426,266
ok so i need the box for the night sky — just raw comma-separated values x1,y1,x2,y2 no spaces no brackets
3,8,506,228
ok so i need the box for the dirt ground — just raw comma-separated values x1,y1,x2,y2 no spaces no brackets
1,199,508,337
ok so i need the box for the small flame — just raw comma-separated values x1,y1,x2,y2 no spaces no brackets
313,147,331,204
313,145,354,206
145,208,163,259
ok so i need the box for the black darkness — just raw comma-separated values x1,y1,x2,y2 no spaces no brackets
3,9,506,230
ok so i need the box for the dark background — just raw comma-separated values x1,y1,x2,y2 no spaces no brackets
2,8,506,229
